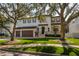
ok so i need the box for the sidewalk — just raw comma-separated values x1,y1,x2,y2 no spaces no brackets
0,44,79,49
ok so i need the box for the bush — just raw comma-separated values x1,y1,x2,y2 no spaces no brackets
36,46,56,53
45,34,61,37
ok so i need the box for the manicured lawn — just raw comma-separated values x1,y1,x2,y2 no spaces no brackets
15,38,61,45
66,38,79,45
0,40,8,45
5,46,79,56
16,38,79,45
0,38,79,56
1,38,79,45
7,38,79,45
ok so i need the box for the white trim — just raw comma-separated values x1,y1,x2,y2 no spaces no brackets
20,30,22,37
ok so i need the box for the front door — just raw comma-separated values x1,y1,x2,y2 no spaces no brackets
41,27,45,34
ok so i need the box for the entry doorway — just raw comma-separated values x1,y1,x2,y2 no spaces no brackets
41,27,45,34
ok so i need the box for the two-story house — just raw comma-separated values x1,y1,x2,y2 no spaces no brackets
14,15,61,38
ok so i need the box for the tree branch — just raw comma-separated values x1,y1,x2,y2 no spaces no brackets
66,11,79,24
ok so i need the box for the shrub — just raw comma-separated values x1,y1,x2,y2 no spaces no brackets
36,46,56,53
45,34,61,37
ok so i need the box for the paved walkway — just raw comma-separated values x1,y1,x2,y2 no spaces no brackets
0,50,37,56
0,44,79,49
0,44,79,56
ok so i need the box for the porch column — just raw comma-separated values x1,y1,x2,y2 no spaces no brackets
20,30,22,37
33,30,35,37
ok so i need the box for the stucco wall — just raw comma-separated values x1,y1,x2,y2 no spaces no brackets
69,17,79,34
68,17,79,38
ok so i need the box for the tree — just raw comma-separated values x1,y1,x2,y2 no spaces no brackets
0,11,12,38
49,3,79,40
52,25,58,35
32,3,48,22
0,3,33,41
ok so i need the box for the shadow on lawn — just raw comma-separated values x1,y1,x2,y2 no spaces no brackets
60,39,79,56
0,38,79,56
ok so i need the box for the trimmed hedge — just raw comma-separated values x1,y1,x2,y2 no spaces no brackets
45,34,61,37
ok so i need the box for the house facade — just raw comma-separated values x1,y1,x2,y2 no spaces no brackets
14,15,61,38
66,17,79,38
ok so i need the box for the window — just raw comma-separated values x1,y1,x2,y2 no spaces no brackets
16,31,20,37
27,20,31,23
48,28,50,32
56,18,60,22
51,18,55,22
19,20,21,22
23,20,26,23
32,19,36,23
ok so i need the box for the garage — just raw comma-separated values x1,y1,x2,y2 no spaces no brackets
15,26,36,37
22,30,33,37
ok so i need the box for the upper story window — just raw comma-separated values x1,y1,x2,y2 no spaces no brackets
27,20,31,23
51,18,55,22
73,21,75,23
32,19,36,23
52,17,61,23
23,20,26,23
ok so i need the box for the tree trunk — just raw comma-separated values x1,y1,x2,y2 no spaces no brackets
60,21,65,40
10,22,16,41
60,6,65,41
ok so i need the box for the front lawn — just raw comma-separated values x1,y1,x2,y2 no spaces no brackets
4,46,79,56
15,38,61,45
66,38,79,45
0,40,8,45
16,38,79,45
1,38,79,45
5,38,79,45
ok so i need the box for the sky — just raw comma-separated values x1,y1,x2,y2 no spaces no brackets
0,0,79,3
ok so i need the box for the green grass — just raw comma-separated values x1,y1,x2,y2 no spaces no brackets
5,46,79,56
14,38,79,45
15,38,61,45
0,40,8,45
0,38,79,45
66,38,79,45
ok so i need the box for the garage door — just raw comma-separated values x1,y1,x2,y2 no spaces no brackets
22,30,33,37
